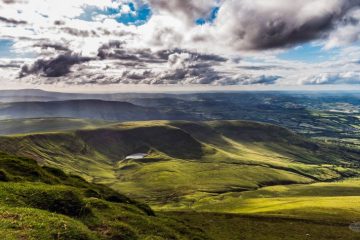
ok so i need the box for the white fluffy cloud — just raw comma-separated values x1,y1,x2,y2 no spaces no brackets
300,72,360,84
0,0,360,89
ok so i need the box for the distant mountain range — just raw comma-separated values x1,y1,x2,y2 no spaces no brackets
0,100,173,121
1,89,360,146
0,89,176,102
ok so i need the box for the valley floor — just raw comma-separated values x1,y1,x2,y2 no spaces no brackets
155,178,360,239
166,211,359,240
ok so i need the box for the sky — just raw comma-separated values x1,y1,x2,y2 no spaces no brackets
0,0,360,92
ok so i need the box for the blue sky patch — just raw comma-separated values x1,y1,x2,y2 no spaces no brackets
79,2,152,26
0,39,15,58
0,39,36,59
279,43,340,63
113,2,151,25
196,7,219,25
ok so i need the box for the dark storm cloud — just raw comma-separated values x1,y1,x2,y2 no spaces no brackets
78,65,223,85
247,75,282,85
237,65,293,71
21,45,228,85
55,25,133,39
211,0,360,50
97,41,166,64
19,53,94,78
23,59,280,86
0,64,20,68
255,14,335,49
20,38,272,86
33,42,70,52
0,0,27,6
143,0,360,51
54,20,65,26
193,53,227,62
215,75,282,86
1,0,18,4
238,66,276,71
123,70,153,81
148,0,216,25
22,39,232,85
60,27,99,37
149,61,223,85
97,41,141,61
156,49,227,62
96,28,134,37
59,68,279,86
0,60,23,68
96,43,225,85
97,41,227,65
0,16,27,24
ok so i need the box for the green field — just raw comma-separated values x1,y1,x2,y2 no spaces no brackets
1,119,360,239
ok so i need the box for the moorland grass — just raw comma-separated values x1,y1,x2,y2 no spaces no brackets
0,152,209,240
1,120,360,239
0,120,357,207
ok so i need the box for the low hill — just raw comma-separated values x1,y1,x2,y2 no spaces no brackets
0,119,358,208
0,100,170,121
0,152,209,239
0,118,110,135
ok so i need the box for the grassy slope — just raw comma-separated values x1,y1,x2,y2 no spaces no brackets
178,179,360,221
168,211,359,240
1,119,360,239
0,153,209,240
0,120,358,207
165,179,360,239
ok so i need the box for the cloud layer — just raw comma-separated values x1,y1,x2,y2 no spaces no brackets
0,0,359,88
212,0,360,50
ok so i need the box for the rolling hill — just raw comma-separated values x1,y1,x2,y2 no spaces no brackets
1,119,360,239
0,119,358,205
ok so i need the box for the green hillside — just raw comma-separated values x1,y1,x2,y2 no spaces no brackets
0,152,209,240
0,120,358,208
1,119,360,239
